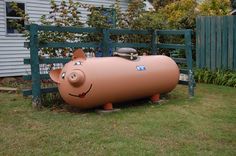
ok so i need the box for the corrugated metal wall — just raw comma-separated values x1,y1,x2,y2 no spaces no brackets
0,0,128,77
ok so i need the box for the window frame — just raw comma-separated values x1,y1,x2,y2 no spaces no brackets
4,0,27,36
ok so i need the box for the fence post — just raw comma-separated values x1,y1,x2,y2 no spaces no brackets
196,17,201,68
29,24,41,108
185,30,195,97
102,29,110,56
151,29,157,55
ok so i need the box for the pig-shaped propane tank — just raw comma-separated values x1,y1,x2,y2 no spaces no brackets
49,49,179,109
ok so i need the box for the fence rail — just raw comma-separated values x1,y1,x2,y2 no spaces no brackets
196,16,236,71
23,24,195,108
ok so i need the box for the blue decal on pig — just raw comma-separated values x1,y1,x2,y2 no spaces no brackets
136,65,146,71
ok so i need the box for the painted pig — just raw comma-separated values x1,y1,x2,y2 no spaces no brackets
49,49,179,109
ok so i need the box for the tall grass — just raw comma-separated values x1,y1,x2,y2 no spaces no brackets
40,81,64,107
194,69,236,87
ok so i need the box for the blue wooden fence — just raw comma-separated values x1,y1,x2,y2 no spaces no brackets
196,16,236,71
23,24,195,108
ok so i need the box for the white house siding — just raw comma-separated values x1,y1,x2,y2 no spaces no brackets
0,0,128,77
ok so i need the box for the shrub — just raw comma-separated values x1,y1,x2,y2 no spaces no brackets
194,69,236,87
197,0,231,16
157,0,198,29
10,0,89,57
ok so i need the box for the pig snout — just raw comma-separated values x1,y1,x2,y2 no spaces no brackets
68,71,85,86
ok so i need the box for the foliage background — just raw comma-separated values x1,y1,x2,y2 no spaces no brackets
11,0,233,56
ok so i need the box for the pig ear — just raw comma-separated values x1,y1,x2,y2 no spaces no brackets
72,49,86,60
49,69,62,84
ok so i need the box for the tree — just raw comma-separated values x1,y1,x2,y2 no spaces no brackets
197,0,231,16
153,0,198,29
149,0,178,11
38,0,85,57
119,0,146,29
10,0,95,57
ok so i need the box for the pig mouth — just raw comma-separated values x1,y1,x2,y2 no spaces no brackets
68,84,93,98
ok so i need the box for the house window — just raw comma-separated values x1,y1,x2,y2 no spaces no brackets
5,1,25,34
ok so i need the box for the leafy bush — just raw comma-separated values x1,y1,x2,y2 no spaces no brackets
151,0,177,11
11,0,233,57
41,93,64,108
39,0,86,57
10,0,90,57
194,69,236,87
119,0,145,29
197,0,231,16
142,0,232,36
157,0,198,29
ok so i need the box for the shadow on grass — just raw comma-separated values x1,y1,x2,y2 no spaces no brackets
52,93,178,114
57,98,152,114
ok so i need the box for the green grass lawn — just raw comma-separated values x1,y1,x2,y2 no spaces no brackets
0,84,235,156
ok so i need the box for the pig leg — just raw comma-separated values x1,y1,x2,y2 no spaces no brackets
103,102,113,110
150,94,160,103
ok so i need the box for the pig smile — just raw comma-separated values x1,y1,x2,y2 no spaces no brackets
68,84,93,98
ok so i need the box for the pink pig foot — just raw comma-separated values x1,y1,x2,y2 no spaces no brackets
150,94,160,103
103,102,113,110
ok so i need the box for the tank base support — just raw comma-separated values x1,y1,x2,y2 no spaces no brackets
150,94,160,103
103,102,113,110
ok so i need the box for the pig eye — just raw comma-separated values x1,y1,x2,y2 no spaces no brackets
61,72,66,79
74,61,82,65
